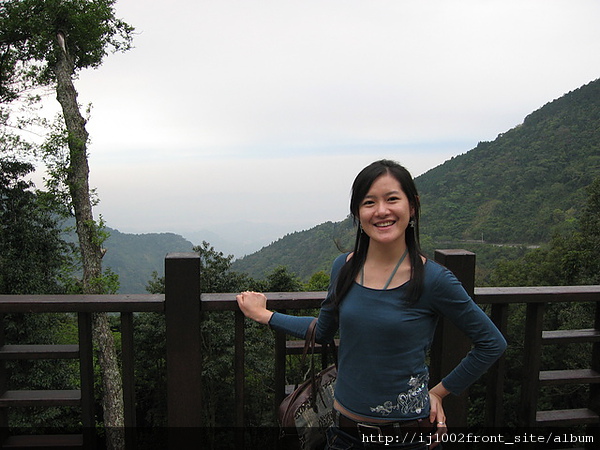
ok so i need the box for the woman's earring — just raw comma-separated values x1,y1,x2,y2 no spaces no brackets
409,218,415,228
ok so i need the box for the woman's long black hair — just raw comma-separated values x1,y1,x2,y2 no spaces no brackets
332,160,425,307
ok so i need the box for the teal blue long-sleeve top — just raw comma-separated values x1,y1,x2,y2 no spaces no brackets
269,253,507,421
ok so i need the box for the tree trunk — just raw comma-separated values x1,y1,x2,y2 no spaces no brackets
54,34,125,450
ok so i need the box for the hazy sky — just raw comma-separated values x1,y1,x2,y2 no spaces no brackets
35,0,600,251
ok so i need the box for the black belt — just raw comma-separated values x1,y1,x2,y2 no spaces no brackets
335,410,436,440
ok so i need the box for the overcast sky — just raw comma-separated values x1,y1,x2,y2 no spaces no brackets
36,0,600,252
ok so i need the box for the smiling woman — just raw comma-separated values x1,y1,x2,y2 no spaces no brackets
237,159,507,449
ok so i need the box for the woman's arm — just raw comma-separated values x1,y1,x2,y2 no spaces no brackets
431,267,507,395
428,382,449,448
236,290,337,341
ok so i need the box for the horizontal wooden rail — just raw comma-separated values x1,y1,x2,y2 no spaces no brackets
539,369,600,386
201,291,327,311
475,285,600,304
0,344,80,359
542,328,600,344
0,390,81,407
9,286,589,314
4,285,598,313
0,294,165,313
203,286,600,310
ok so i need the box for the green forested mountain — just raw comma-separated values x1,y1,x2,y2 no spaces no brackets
61,219,195,294
232,219,355,281
102,228,194,294
233,78,600,280
419,78,600,244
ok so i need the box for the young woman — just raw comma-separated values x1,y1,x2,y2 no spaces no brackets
237,160,506,449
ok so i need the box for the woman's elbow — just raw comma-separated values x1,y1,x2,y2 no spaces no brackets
498,334,508,354
489,334,507,358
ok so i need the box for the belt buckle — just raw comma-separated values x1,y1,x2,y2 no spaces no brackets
356,422,383,437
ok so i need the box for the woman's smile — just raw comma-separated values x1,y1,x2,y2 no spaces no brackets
374,220,395,228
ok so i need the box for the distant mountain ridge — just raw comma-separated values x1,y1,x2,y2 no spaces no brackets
102,228,194,294
232,78,600,280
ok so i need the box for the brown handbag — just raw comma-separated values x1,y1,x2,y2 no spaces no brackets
278,318,337,450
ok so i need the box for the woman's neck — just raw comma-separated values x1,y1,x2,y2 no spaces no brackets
365,240,408,264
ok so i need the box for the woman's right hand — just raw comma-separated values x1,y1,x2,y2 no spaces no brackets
236,291,274,324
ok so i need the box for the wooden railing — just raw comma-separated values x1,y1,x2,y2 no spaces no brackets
0,293,163,448
0,250,598,448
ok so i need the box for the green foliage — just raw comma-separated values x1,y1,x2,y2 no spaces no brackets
0,0,134,85
88,266,119,294
574,178,600,284
261,266,303,292
418,78,600,244
194,241,255,293
4,312,81,432
305,271,330,291
0,157,74,294
0,156,81,430
489,176,600,287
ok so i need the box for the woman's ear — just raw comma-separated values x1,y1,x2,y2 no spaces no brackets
411,195,420,217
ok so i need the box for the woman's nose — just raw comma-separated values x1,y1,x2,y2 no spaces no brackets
375,202,389,215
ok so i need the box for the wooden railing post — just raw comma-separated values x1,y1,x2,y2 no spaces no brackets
165,252,202,427
0,314,7,443
234,309,245,428
78,312,96,448
589,301,600,418
431,249,476,428
485,303,508,426
274,314,287,413
520,302,545,426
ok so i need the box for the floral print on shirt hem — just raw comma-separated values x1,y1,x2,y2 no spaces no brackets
369,373,430,416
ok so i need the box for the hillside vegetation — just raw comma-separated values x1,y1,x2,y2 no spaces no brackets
232,219,355,281
102,229,194,293
419,78,600,244
233,78,600,280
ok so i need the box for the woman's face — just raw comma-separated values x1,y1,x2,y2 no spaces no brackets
358,173,413,247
